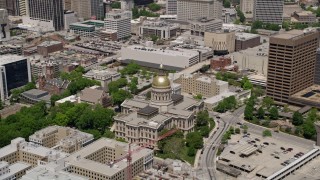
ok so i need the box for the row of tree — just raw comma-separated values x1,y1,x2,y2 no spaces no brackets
215,96,237,113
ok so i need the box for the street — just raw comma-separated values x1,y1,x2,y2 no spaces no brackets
197,106,245,180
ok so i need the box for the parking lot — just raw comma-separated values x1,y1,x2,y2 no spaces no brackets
217,133,313,180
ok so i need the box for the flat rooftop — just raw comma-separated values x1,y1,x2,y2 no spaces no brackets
236,32,260,41
0,55,26,65
218,131,313,179
204,91,237,104
290,84,320,105
272,29,317,40
64,138,152,177
125,45,199,57
38,41,62,47
21,166,89,180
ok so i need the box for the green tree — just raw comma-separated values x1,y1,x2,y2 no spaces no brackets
300,3,306,10
187,147,196,156
148,3,161,11
196,111,209,127
103,129,115,139
252,86,264,97
252,20,263,29
131,77,138,85
111,89,133,107
223,0,231,8
282,21,290,31
186,132,203,149
236,7,246,23
262,96,274,110
229,126,235,134
257,107,265,119
129,82,138,94
262,129,272,137
235,128,241,134
150,35,158,42
292,111,303,126
269,106,279,120
111,1,121,8
241,76,253,90
193,94,203,100
244,104,254,120
54,112,70,126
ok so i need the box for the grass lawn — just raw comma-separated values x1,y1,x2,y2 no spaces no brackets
155,146,195,165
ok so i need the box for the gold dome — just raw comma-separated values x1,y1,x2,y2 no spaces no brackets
152,75,171,88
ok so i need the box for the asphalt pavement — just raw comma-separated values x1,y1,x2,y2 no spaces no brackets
197,106,245,180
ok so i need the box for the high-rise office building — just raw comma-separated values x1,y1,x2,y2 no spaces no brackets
0,55,31,101
315,48,320,85
64,0,71,10
0,0,6,9
91,0,104,20
177,0,222,21
104,10,131,40
18,0,27,16
5,0,20,16
27,0,64,31
0,9,10,41
240,0,254,13
166,0,177,15
253,0,284,24
266,30,319,103
71,0,91,20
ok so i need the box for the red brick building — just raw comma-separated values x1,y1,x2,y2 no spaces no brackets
210,57,231,71
37,41,64,57
38,76,70,95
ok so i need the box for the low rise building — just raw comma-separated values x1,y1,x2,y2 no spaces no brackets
292,11,316,24
121,45,200,71
78,86,112,107
0,44,23,55
204,30,236,55
0,161,32,180
63,138,154,180
37,41,64,57
176,73,228,97
189,18,223,37
231,43,269,75
30,60,61,79
21,164,89,180
204,89,251,110
20,89,51,107
0,137,68,167
83,67,121,92
174,44,214,61
235,32,261,51
139,20,180,39
38,76,70,95
29,125,94,154
70,20,105,37
210,57,232,71
100,29,118,41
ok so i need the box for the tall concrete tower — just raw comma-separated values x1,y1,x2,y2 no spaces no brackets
315,121,320,146
0,9,10,41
